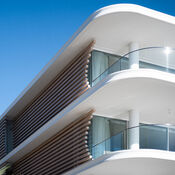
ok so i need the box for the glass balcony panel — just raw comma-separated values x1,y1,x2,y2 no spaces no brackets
110,132,124,151
120,57,129,70
90,123,175,160
139,48,175,73
140,125,168,150
92,141,106,159
108,59,121,74
90,50,122,86
91,132,125,159
90,47,175,86
169,128,175,151
89,116,127,159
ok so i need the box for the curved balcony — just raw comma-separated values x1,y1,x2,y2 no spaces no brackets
90,124,175,159
90,47,175,86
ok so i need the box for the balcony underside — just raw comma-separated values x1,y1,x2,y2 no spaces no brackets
89,69,175,124
65,149,175,175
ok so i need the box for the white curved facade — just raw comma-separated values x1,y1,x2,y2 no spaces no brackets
1,3,175,175
65,149,175,175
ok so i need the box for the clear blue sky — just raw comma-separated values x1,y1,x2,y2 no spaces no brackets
0,0,175,115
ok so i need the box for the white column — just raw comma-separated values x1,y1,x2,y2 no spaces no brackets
129,42,139,69
128,110,140,150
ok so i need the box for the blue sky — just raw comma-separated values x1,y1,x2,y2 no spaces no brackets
0,0,175,115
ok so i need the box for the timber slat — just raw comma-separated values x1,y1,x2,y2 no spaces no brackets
14,110,94,175
13,41,94,148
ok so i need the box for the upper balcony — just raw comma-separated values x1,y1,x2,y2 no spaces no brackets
88,46,175,86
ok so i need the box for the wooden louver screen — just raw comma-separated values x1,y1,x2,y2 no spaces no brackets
13,110,94,175
0,119,6,160
13,41,94,148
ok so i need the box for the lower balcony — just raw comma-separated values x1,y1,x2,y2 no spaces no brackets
89,117,175,159
65,115,175,175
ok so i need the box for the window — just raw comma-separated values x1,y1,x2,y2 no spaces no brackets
89,115,127,158
88,50,123,86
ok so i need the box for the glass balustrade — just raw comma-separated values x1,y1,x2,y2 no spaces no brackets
89,47,175,86
90,124,175,159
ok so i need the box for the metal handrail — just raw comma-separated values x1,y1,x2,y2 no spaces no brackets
90,123,175,157
91,47,175,85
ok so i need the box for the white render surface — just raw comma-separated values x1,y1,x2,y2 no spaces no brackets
64,149,175,175
129,42,139,69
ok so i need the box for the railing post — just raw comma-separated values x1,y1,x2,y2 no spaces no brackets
129,42,139,69
128,110,140,150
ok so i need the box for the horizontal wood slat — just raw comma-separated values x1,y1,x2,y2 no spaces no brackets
13,110,94,175
13,41,95,147
15,113,92,168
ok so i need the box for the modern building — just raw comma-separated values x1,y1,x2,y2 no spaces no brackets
1,3,175,175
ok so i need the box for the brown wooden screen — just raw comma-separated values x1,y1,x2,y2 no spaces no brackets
13,41,94,148
13,110,93,175
0,119,6,160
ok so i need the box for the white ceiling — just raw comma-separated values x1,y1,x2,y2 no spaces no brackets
78,69,175,125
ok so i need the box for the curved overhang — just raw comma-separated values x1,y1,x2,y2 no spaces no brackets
1,69,175,165
64,149,175,175
2,4,175,120
82,69,175,125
